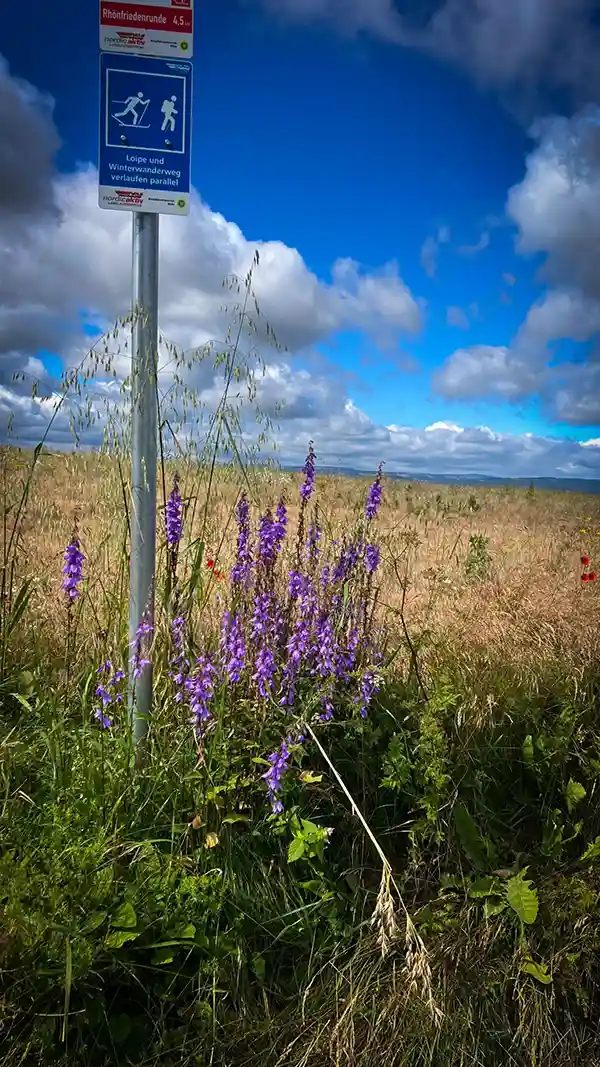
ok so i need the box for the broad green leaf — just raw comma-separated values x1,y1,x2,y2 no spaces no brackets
483,897,506,919
287,836,306,863
252,954,266,982
300,880,326,894
300,818,320,836
565,778,586,813
111,902,137,929
222,814,251,824
82,910,108,933
174,923,196,940
506,868,538,925
522,735,534,762
105,929,140,949
299,771,323,783
454,803,486,870
580,835,600,862
469,876,500,899
521,959,552,985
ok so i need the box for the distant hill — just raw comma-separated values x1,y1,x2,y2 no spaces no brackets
283,465,600,495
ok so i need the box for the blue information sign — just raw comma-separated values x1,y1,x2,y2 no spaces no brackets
99,51,192,215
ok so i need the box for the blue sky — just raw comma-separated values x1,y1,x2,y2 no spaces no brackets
2,0,600,477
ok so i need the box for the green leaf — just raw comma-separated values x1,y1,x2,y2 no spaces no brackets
152,947,177,965
521,959,552,985
82,910,108,933
469,877,500,899
105,929,140,949
173,923,196,940
111,902,137,929
454,803,486,870
565,778,586,813
252,954,266,982
580,835,600,862
483,897,506,918
287,837,306,863
522,734,534,762
6,579,33,639
300,880,326,894
109,1014,132,1045
299,771,323,784
506,868,538,925
222,813,251,824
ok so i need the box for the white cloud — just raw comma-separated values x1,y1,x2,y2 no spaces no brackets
420,226,451,279
458,231,490,255
433,343,540,401
261,0,600,110
446,306,470,329
434,109,600,423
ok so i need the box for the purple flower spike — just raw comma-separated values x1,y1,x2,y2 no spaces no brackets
307,523,321,567
169,614,189,703
166,475,183,547
365,463,384,521
253,643,276,698
130,612,153,679
186,653,216,735
365,543,381,573
320,696,334,722
274,498,287,551
93,658,124,728
258,510,278,567
62,537,85,601
231,493,253,587
263,738,291,813
221,610,246,683
300,442,316,502
315,612,336,679
355,666,382,719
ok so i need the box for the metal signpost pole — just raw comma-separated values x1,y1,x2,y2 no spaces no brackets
98,0,194,753
129,211,159,746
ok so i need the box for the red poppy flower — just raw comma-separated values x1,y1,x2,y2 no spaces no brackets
206,558,224,580
589,572,597,582
581,555,590,566
582,572,590,582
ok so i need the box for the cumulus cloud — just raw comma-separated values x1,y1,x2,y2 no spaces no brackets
420,226,450,279
435,109,600,423
446,306,470,329
261,0,600,110
0,57,61,221
458,231,490,255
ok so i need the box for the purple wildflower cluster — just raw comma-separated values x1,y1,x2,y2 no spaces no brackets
131,612,153,679
61,446,385,799
62,537,85,602
94,660,125,728
165,474,183,579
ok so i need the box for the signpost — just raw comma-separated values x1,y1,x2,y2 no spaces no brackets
98,2,193,749
100,0,194,58
99,52,192,214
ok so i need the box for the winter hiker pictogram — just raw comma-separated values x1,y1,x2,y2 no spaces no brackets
113,92,151,127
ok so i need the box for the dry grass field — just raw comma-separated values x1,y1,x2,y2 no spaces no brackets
7,447,600,677
3,444,600,1067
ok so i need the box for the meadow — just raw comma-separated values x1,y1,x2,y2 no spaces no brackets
2,441,600,1067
